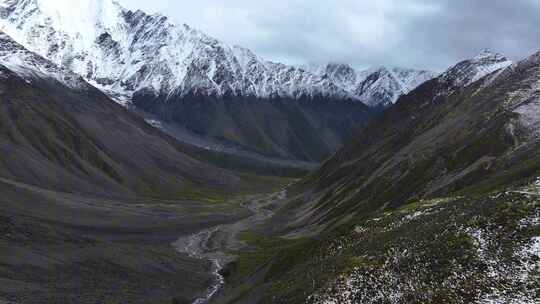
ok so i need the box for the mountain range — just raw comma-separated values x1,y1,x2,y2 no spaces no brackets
304,63,436,107
0,0,440,161
0,0,434,106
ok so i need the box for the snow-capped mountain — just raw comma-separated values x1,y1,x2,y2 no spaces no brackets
423,49,514,103
304,63,437,107
439,49,513,88
0,0,376,162
0,0,359,105
0,0,434,108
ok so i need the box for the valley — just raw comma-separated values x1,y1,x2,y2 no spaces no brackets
174,191,287,303
0,175,288,304
0,0,538,304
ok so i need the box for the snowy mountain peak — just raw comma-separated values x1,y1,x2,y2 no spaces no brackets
36,0,122,20
440,50,513,88
0,0,434,107
0,0,359,104
304,63,437,107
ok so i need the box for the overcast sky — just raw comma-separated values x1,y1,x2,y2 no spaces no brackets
117,0,540,71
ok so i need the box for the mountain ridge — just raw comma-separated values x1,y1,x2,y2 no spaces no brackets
0,0,432,108
303,63,437,107
0,0,378,161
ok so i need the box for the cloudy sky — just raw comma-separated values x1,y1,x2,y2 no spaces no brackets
117,0,540,71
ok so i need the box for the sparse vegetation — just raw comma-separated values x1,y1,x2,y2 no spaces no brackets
222,182,539,304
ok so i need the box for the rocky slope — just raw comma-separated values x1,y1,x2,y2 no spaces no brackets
213,50,540,303
0,31,243,198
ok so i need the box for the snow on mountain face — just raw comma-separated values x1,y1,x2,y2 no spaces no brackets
304,63,437,107
0,31,90,89
0,0,355,105
440,49,513,88
502,52,540,137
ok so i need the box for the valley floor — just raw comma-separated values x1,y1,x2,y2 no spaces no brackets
0,177,286,304
173,191,288,303
206,179,540,304
2,175,539,304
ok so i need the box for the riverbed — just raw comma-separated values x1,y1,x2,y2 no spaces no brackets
173,190,286,303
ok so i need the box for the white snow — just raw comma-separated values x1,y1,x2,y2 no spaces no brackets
513,97,540,135
524,236,540,257
440,49,513,88
36,0,124,48
0,0,356,104
0,31,89,89
478,236,540,304
504,62,540,136
0,0,436,107
303,63,437,107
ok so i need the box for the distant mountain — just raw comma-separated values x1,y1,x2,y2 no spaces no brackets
440,49,513,87
0,31,243,198
304,63,437,107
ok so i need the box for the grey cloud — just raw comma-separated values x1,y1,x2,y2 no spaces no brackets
118,0,540,71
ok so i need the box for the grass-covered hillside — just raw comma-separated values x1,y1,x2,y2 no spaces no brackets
214,51,540,304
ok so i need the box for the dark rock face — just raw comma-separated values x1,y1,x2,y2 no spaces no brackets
132,91,374,162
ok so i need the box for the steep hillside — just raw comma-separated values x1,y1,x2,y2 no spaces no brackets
0,31,242,198
0,31,298,304
213,51,540,303
290,50,520,227
133,93,373,161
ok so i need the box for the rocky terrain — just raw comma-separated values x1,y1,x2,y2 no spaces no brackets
208,48,540,303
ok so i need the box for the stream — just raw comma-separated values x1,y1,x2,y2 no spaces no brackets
173,191,285,304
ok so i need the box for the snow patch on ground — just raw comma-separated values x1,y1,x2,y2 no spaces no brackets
477,235,540,304
309,192,539,304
